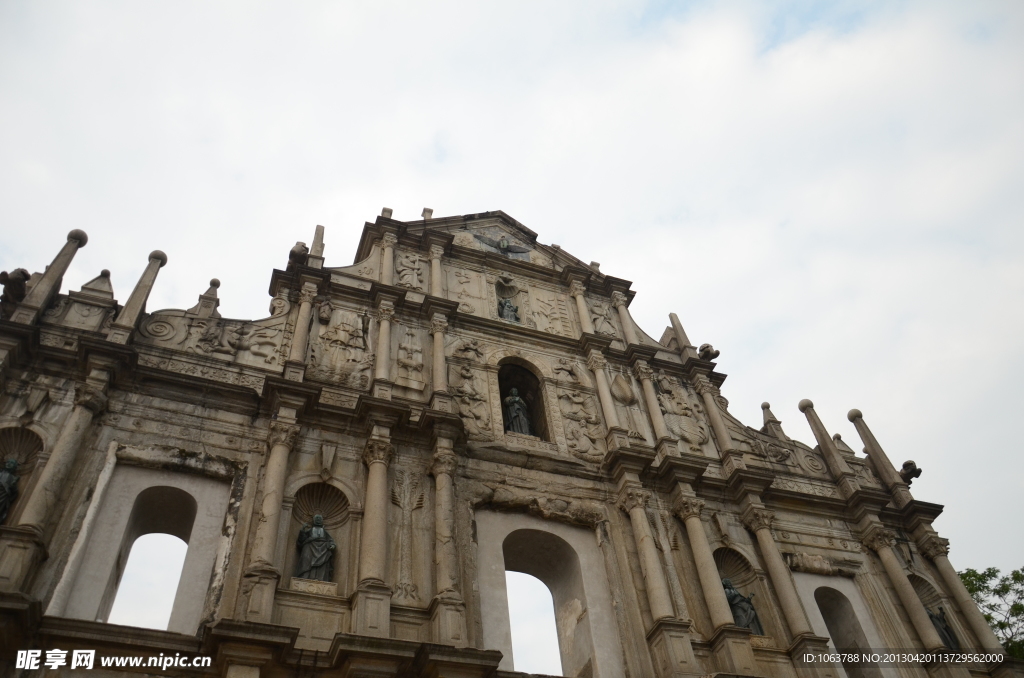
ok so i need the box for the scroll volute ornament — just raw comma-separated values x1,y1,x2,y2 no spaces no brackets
632,360,654,382
692,374,716,397
611,291,628,308
918,534,950,560
569,280,586,298
268,421,300,450
430,317,449,334
586,351,607,372
431,452,458,477
863,527,898,553
363,439,394,466
375,305,395,323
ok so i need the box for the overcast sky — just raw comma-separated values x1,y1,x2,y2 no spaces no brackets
3,1,1022,672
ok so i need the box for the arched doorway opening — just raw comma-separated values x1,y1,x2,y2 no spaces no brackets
505,570,562,675
107,533,189,629
814,586,883,678
498,361,549,441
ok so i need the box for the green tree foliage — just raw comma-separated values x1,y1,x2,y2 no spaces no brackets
959,566,1024,659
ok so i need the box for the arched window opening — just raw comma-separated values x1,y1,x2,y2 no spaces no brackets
107,533,188,629
96,486,198,628
814,587,882,678
503,529,591,678
505,571,562,676
498,362,549,441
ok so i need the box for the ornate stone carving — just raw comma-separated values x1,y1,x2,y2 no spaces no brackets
363,439,393,466
299,287,318,305
306,307,374,389
559,390,605,462
632,360,654,382
531,293,561,334
0,459,20,525
395,251,425,290
783,551,859,578
750,437,791,463
268,422,300,450
691,374,716,397
429,244,445,261
918,535,950,560
610,373,647,439
617,487,651,513
469,482,606,528
743,509,775,532
698,343,720,361
590,301,617,336
430,317,448,334
673,496,705,521
374,305,395,323
450,366,491,440
451,338,484,360
74,385,108,415
269,290,291,317
431,452,458,477
554,358,582,382
862,528,897,553
381,233,398,248
586,351,607,372
569,280,586,298
396,328,425,389
611,291,628,308
0,268,30,320
656,383,708,452
391,469,425,602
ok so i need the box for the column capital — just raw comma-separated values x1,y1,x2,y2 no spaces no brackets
430,316,449,334
381,233,398,248
586,350,607,372
673,496,705,520
363,439,394,466
632,359,653,382
742,508,775,532
692,374,716,396
431,451,458,477
569,280,586,298
268,421,300,450
918,534,950,560
74,385,108,415
611,290,628,308
863,527,897,553
617,487,651,513
374,304,395,323
428,244,445,260
298,287,318,305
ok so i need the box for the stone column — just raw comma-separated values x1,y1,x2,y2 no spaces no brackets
693,375,735,455
633,360,671,442
864,529,946,651
919,535,1005,652
352,436,394,637
429,438,468,646
18,384,107,530
611,291,639,345
9,229,88,325
619,488,675,621
428,245,444,297
243,420,299,623
430,315,448,394
587,350,621,430
381,233,397,285
0,380,107,592
373,302,394,383
286,283,318,365
570,281,595,334
106,250,168,344
674,497,734,629
742,509,814,638
848,409,913,508
798,400,859,498
669,312,699,361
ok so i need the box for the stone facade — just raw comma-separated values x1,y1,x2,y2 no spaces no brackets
0,212,1019,678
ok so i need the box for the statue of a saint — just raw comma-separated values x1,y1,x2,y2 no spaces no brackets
722,578,765,635
0,459,19,525
295,514,336,582
497,297,519,322
503,388,532,435
927,607,960,650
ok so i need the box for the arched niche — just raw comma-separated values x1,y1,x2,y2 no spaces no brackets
498,359,550,441
909,573,964,651
281,481,352,592
0,426,44,525
62,465,230,634
814,587,883,678
714,546,778,638
476,510,625,677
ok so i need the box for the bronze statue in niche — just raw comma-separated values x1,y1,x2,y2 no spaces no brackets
723,578,764,635
503,388,532,435
0,459,19,525
295,514,336,582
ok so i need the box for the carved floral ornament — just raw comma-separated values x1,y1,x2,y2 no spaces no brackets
617,487,651,513
586,351,607,372
298,287,319,305
74,385,108,415
632,360,654,382
268,421,300,450
863,528,898,553
918,534,950,560
430,317,449,334
742,509,776,532
363,439,393,466
374,305,395,323
611,291,628,308
429,244,445,260
692,374,716,397
673,496,705,520
569,280,586,298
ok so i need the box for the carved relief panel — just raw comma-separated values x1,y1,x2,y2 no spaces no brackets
609,369,651,444
446,268,486,316
305,303,374,389
526,285,571,336
654,371,712,454
394,250,426,291
557,387,606,463
392,324,429,400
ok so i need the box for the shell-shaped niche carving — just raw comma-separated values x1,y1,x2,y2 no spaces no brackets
0,427,43,467
293,482,350,528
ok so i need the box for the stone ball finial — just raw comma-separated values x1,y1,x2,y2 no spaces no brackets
798,398,814,412
67,229,88,247
149,250,168,267
210,278,221,288
847,408,863,422
100,269,110,277
761,402,771,410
